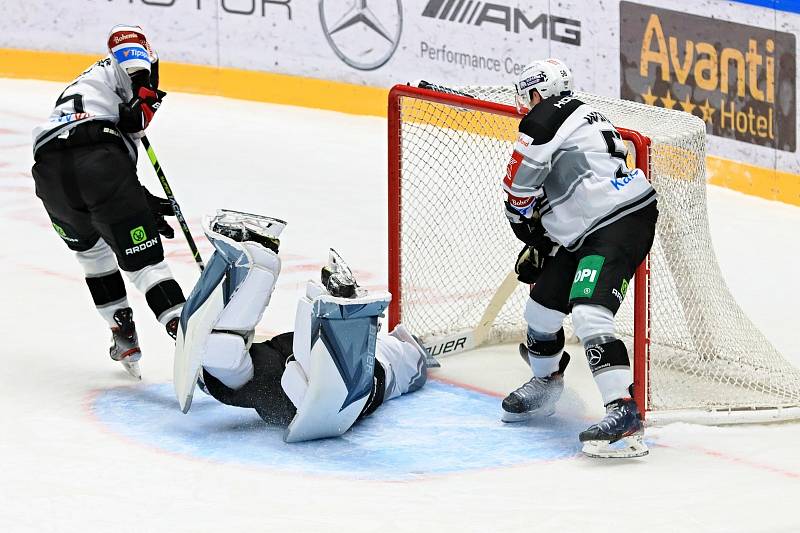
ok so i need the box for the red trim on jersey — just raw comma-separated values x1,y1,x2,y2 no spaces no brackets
504,150,523,188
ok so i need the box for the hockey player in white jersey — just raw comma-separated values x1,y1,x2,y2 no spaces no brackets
31,26,185,379
501,59,657,458
174,210,435,441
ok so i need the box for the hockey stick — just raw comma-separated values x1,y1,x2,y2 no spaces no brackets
141,135,205,272
420,271,521,359
414,80,476,99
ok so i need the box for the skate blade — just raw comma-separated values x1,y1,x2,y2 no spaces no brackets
121,359,142,380
501,406,556,423
581,434,649,458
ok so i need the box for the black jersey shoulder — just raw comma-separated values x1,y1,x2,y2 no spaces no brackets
518,95,585,145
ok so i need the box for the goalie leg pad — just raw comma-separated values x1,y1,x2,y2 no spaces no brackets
375,332,427,401
282,281,391,443
174,217,282,413
202,332,253,390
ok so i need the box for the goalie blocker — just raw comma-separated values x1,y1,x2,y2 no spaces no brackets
174,210,433,442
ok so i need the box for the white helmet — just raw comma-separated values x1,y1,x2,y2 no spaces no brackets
513,58,573,112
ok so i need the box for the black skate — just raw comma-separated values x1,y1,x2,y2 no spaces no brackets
321,249,359,298
210,209,284,252
579,397,648,458
109,307,141,380
501,349,570,422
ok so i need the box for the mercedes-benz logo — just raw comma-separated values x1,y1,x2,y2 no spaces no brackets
319,0,403,71
587,347,603,367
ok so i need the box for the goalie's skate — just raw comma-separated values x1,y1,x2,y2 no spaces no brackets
321,248,361,298
579,398,649,458
209,209,285,252
501,349,569,422
109,307,141,380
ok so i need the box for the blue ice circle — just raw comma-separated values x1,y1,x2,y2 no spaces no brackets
91,381,583,480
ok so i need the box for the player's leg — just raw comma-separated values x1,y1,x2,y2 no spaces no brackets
32,146,142,376
78,143,186,336
569,202,658,457
502,247,575,421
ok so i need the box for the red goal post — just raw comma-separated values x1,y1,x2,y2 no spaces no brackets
387,84,653,417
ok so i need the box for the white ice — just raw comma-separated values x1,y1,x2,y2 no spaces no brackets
1,79,799,532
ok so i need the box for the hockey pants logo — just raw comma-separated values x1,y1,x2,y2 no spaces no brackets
569,255,605,299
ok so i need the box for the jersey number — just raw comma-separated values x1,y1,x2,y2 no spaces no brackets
601,130,627,161
55,91,85,114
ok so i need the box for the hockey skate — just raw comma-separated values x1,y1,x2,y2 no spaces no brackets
109,307,141,380
501,347,570,422
321,248,360,298
579,397,649,458
210,209,285,252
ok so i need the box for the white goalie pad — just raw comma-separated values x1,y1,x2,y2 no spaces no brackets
174,214,282,413
281,281,391,443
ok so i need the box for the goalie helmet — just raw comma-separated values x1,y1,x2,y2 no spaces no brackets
513,58,573,113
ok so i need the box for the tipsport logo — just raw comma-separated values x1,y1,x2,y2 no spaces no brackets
113,47,150,64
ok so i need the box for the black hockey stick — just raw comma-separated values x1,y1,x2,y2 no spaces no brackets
413,80,476,99
141,135,205,272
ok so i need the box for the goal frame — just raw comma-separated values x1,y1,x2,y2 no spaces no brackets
387,84,653,419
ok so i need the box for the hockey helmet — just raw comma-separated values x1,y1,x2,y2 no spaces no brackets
513,58,573,113
107,25,154,73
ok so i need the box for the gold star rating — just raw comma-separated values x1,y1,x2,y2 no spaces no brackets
698,98,715,124
678,94,696,114
641,87,658,106
660,90,676,109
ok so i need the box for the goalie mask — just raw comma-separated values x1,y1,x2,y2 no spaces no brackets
513,58,573,113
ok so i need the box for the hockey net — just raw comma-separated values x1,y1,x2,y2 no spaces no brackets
387,84,800,424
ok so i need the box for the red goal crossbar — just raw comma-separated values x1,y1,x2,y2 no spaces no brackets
387,84,652,417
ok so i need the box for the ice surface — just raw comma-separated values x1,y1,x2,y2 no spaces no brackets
1,79,799,532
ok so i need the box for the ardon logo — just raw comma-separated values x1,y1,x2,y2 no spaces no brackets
319,0,403,71
130,226,147,245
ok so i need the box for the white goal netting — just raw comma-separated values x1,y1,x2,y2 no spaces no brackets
390,85,800,423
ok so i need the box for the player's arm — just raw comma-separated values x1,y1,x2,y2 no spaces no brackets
110,27,166,133
502,114,564,216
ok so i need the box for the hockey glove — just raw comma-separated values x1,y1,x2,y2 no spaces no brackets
515,243,553,284
143,187,175,239
118,85,166,133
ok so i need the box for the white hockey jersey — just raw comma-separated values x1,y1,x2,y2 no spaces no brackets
503,94,656,250
32,55,143,159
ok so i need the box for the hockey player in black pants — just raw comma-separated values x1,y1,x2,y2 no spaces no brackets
501,59,657,457
174,210,435,442
31,25,186,379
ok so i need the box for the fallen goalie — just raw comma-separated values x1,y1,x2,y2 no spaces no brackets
174,209,437,442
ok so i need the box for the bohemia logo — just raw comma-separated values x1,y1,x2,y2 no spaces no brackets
619,2,796,151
